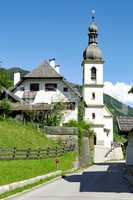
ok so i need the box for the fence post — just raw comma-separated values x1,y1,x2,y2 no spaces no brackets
26,148,31,159
12,147,16,160
55,147,58,157
37,148,41,159
47,147,50,157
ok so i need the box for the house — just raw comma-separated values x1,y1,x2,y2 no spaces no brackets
12,60,82,124
11,14,114,162
117,116,133,174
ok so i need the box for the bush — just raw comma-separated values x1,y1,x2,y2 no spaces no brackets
114,132,127,144
0,99,11,117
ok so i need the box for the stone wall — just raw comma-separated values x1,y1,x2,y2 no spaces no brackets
43,126,94,167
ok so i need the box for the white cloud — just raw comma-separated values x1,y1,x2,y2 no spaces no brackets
104,82,133,106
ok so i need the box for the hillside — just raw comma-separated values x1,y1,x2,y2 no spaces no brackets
0,119,57,149
5,67,29,80
104,94,133,134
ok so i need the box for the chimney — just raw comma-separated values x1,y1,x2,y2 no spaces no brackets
55,64,60,74
49,58,60,74
49,58,56,68
14,72,20,86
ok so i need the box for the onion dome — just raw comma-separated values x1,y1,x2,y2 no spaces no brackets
83,10,103,62
83,44,102,61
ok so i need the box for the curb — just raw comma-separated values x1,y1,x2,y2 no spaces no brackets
1,176,62,200
0,170,61,196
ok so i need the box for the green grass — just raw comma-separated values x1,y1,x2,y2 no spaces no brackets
0,119,57,149
0,152,76,186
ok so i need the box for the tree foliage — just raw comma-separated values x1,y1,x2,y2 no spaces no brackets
78,98,85,122
64,120,94,150
44,102,66,126
0,68,12,90
0,99,11,117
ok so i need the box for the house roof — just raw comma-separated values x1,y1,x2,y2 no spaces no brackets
117,116,133,132
25,61,63,79
62,80,82,98
1,87,24,103
12,61,63,92
12,61,82,99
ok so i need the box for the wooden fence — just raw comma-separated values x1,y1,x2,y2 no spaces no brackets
0,144,75,160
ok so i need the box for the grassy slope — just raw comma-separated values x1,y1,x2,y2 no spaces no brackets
0,119,76,186
0,152,76,185
0,119,57,149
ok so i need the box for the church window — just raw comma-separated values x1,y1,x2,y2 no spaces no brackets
92,92,95,99
45,83,57,91
30,83,39,91
92,113,96,119
91,67,96,80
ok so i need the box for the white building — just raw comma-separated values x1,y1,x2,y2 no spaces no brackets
12,59,82,124
12,15,114,162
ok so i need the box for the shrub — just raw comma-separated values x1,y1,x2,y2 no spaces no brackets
0,99,11,117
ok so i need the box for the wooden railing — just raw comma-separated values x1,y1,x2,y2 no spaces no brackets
0,144,75,160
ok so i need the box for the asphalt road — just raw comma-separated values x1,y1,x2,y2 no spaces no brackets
8,162,133,200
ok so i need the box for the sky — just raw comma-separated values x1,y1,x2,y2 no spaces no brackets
0,0,133,105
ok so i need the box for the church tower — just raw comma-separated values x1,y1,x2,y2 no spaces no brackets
82,11,105,146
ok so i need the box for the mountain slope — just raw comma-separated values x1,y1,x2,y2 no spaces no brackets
6,67,29,80
0,67,29,80
104,93,133,134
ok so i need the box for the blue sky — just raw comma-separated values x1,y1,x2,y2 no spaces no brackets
0,0,133,86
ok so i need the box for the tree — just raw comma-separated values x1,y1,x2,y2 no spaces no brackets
0,99,11,118
0,68,12,90
43,102,66,126
64,119,95,166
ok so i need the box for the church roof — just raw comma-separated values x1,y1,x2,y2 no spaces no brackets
83,12,103,62
25,61,63,79
117,116,133,132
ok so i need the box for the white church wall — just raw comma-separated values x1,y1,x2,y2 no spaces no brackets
104,116,113,148
85,107,104,124
94,127,105,145
83,87,103,105
83,63,103,85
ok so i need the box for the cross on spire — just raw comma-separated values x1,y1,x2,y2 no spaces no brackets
91,9,96,21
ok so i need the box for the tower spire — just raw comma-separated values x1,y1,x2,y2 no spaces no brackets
91,9,96,21
88,10,98,45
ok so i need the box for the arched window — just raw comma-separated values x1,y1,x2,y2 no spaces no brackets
92,92,95,100
94,135,97,145
91,67,96,81
92,113,96,119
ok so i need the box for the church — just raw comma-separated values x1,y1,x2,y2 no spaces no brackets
12,14,113,162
